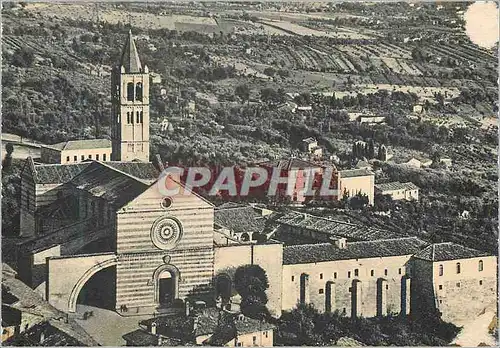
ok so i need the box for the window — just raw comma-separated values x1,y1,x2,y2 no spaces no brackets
348,271,351,278
128,144,134,152
103,154,107,161
253,336,257,345
398,268,402,275
136,111,140,123
74,155,77,161
386,284,389,290
371,270,374,276
354,269,359,277
479,280,483,285
319,289,324,294
456,282,461,287
439,264,444,276
439,300,443,304
342,308,346,314
88,154,92,159
135,82,143,101
384,269,388,276
81,155,85,160
127,82,134,101
320,273,323,280
291,276,294,282
96,154,99,161
439,285,443,290
140,111,144,123
127,112,131,124
334,272,337,279
264,331,268,338
236,343,242,347
456,262,461,274
66,156,70,162
479,260,483,272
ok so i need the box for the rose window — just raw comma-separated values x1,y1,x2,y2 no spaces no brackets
151,217,183,250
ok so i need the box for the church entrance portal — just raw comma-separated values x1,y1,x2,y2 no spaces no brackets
158,271,175,306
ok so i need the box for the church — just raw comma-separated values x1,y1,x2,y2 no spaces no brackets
14,31,497,326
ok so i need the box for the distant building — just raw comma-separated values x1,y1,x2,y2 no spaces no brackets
412,243,497,325
214,202,266,243
301,137,323,159
439,157,453,167
413,104,425,114
375,181,419,201
40,139,112,164
150,72,162,84
338,168,375,205
404,157,432,168
358,115,386,125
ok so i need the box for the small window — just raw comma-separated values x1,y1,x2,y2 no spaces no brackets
439,300,443,304
342,308,346,314
74,155,77,161
127,82,134,101
103,154,107,161
334,272,337,279
291,276,294,282
370,270,374,277
96,154,99,161
127,112,131,124
140,111,144,123
66,156,70,162
81,155,85,160
398,268,402,275
479,280,483,285
348,271,351,278
264,331,268,338
253,336,257,344
439,264,444,276
384,269,388,276
439,285,443,290
386,284,389,290
354,269,359,277
88,154,92,159
319,289,324,294
136,111,140,123
456,262,461,274
320,273,323,280
161,197,172,209
479,260,483,272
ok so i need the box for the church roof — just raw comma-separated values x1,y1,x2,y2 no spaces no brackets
259,158,326,170
120,29,142,73
339,168,374,178
413,242,490,262
105,161,160,181
68,161,149,208
44,139,111,151
283,237,428,265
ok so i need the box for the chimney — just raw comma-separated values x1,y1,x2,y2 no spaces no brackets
334,237,347,249
151,322,157,335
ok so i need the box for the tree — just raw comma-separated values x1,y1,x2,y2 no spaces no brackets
234,265,270,319
12,47,35,68
2,143,14,171
235,84,250,104
367,139,375,159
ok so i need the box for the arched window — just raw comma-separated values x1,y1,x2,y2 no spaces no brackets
136,111,140,123
456,262,461,274
439,264,443,276
354,269,359,277
135,82,143,102
127,112,131,124
127,82,134,101
140,111,143,123
478,260,483,272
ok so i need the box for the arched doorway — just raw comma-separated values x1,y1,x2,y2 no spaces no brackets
153,265,180,308
77,266,116,311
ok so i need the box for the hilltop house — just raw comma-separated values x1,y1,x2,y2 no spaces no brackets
375,182,419,201
40,139,112,164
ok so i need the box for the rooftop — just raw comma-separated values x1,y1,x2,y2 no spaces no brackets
413,242,491,262
375,181,419,192
339,168,374,178
215,203,266,234
122,329,183,346
283,237,428,265
120,29,143,73
274,211,403,241
44,138,111,151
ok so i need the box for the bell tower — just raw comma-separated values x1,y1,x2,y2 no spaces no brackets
111,30,150,162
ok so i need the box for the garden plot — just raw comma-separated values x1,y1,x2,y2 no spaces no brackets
259,20,372,39
353,84,460,101
381,57,406,74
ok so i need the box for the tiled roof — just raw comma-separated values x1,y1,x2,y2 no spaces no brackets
68,161,149,208
274,211,403,241
234,315,275,335
259,158,326,170
36,195,79,220
122,329,182,346
46,138,111,151
339,168,374,178
32,162,91,184
215,204,266,233
283,237,428,265
375,181,419,192
413,242,491,262
105,161,160,181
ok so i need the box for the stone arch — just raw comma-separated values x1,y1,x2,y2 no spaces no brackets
68,258,118,313
214,273,232,306
153,264,180,305
240,233,250,242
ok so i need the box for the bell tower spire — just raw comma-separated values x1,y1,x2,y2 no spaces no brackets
111,30,150,162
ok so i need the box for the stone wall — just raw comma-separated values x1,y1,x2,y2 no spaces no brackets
282,255,412,317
